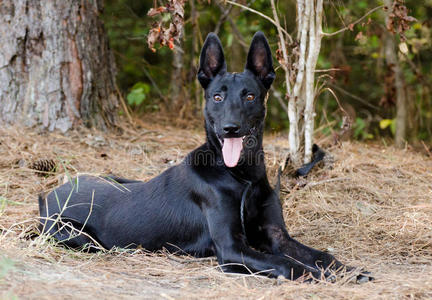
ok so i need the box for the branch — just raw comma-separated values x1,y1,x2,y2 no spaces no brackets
216,2,249,50
224,0,293,44
315,68,342,73
321,5,384,37
328,83,379,110
270,0,291,96
214,1,233,35
270,87,288,113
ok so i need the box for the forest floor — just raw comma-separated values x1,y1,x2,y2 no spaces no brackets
1,118,432,299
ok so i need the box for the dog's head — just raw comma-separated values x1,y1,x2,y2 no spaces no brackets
198,31,275,168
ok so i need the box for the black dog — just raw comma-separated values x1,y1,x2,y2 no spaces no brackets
39,32,369,282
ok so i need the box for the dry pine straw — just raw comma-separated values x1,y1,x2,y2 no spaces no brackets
0,120,431,299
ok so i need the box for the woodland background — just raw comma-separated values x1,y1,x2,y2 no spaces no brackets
104,0,431,145
1,1,432,299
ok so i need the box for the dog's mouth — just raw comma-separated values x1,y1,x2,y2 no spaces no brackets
216,127,256,168
219,136,246,168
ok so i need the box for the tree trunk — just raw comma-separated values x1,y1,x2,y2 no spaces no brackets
384,0,407,147
271,0,323,166
303,0,323,163
170,35,184,109
0,0,119,132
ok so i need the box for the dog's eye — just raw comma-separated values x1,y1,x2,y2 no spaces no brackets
213,94,223,102
246,94,255,101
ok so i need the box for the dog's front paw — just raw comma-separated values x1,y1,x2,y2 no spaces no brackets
342,267,374,284
356,271,374,284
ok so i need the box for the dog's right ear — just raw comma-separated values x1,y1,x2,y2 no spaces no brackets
197,33,226,89
245,31,275,89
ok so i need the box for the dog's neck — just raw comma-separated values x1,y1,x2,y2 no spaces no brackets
204,121,267,182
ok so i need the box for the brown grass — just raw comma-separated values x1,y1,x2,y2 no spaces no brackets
1,119,431,299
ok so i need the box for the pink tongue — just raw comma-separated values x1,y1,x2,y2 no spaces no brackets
222,137,243,167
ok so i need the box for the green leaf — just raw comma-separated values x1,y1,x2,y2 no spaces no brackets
354,117,366,139
357,1,367,9
127,82,151,106
380,119,393,129
127,89,146,106
227,34,233,47
131,82,151,93
379,119,396,136
390,120,396,136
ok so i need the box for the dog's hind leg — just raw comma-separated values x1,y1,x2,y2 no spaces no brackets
39,214,99,249
38,195,101,251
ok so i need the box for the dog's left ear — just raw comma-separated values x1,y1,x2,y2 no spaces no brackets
245,32,275,89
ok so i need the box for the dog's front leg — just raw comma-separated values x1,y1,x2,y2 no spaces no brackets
250,188,345,275
251,190,373,282
204,200,321,280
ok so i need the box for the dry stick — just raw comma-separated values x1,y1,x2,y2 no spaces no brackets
227,16,249,50
224,0,293,44
115,84,134,125
321,5,385,37
214,1,233,34
321,87,350,120
270,87,288,113
215,2,248,50
328,83,379,110
165,253,215,264
270,0,290,92
421,141,432,157
315,68,342,73
305,177,350,188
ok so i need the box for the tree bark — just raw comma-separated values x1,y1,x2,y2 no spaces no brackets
0,0,119,132
303,0,323,163
384,0,407,147
170,34,184,109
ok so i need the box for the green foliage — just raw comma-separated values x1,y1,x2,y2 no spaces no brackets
127,82,150,106
380,119,396,136
356,1,368,9
354,118,374,140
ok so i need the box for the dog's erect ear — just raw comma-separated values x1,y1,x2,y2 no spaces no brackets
245,32,275,89
198,33,227,88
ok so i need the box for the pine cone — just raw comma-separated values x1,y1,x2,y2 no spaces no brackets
29,159,57,176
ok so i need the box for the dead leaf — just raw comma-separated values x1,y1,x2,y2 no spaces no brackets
355,32,364,41
147,0,186,51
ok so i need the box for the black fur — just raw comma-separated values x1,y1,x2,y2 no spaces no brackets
39,32,370,282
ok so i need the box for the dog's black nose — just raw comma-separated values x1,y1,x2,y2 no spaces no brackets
223,123,240,134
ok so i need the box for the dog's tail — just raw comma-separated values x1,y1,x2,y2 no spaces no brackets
37,193,49,231
295,144,326,177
